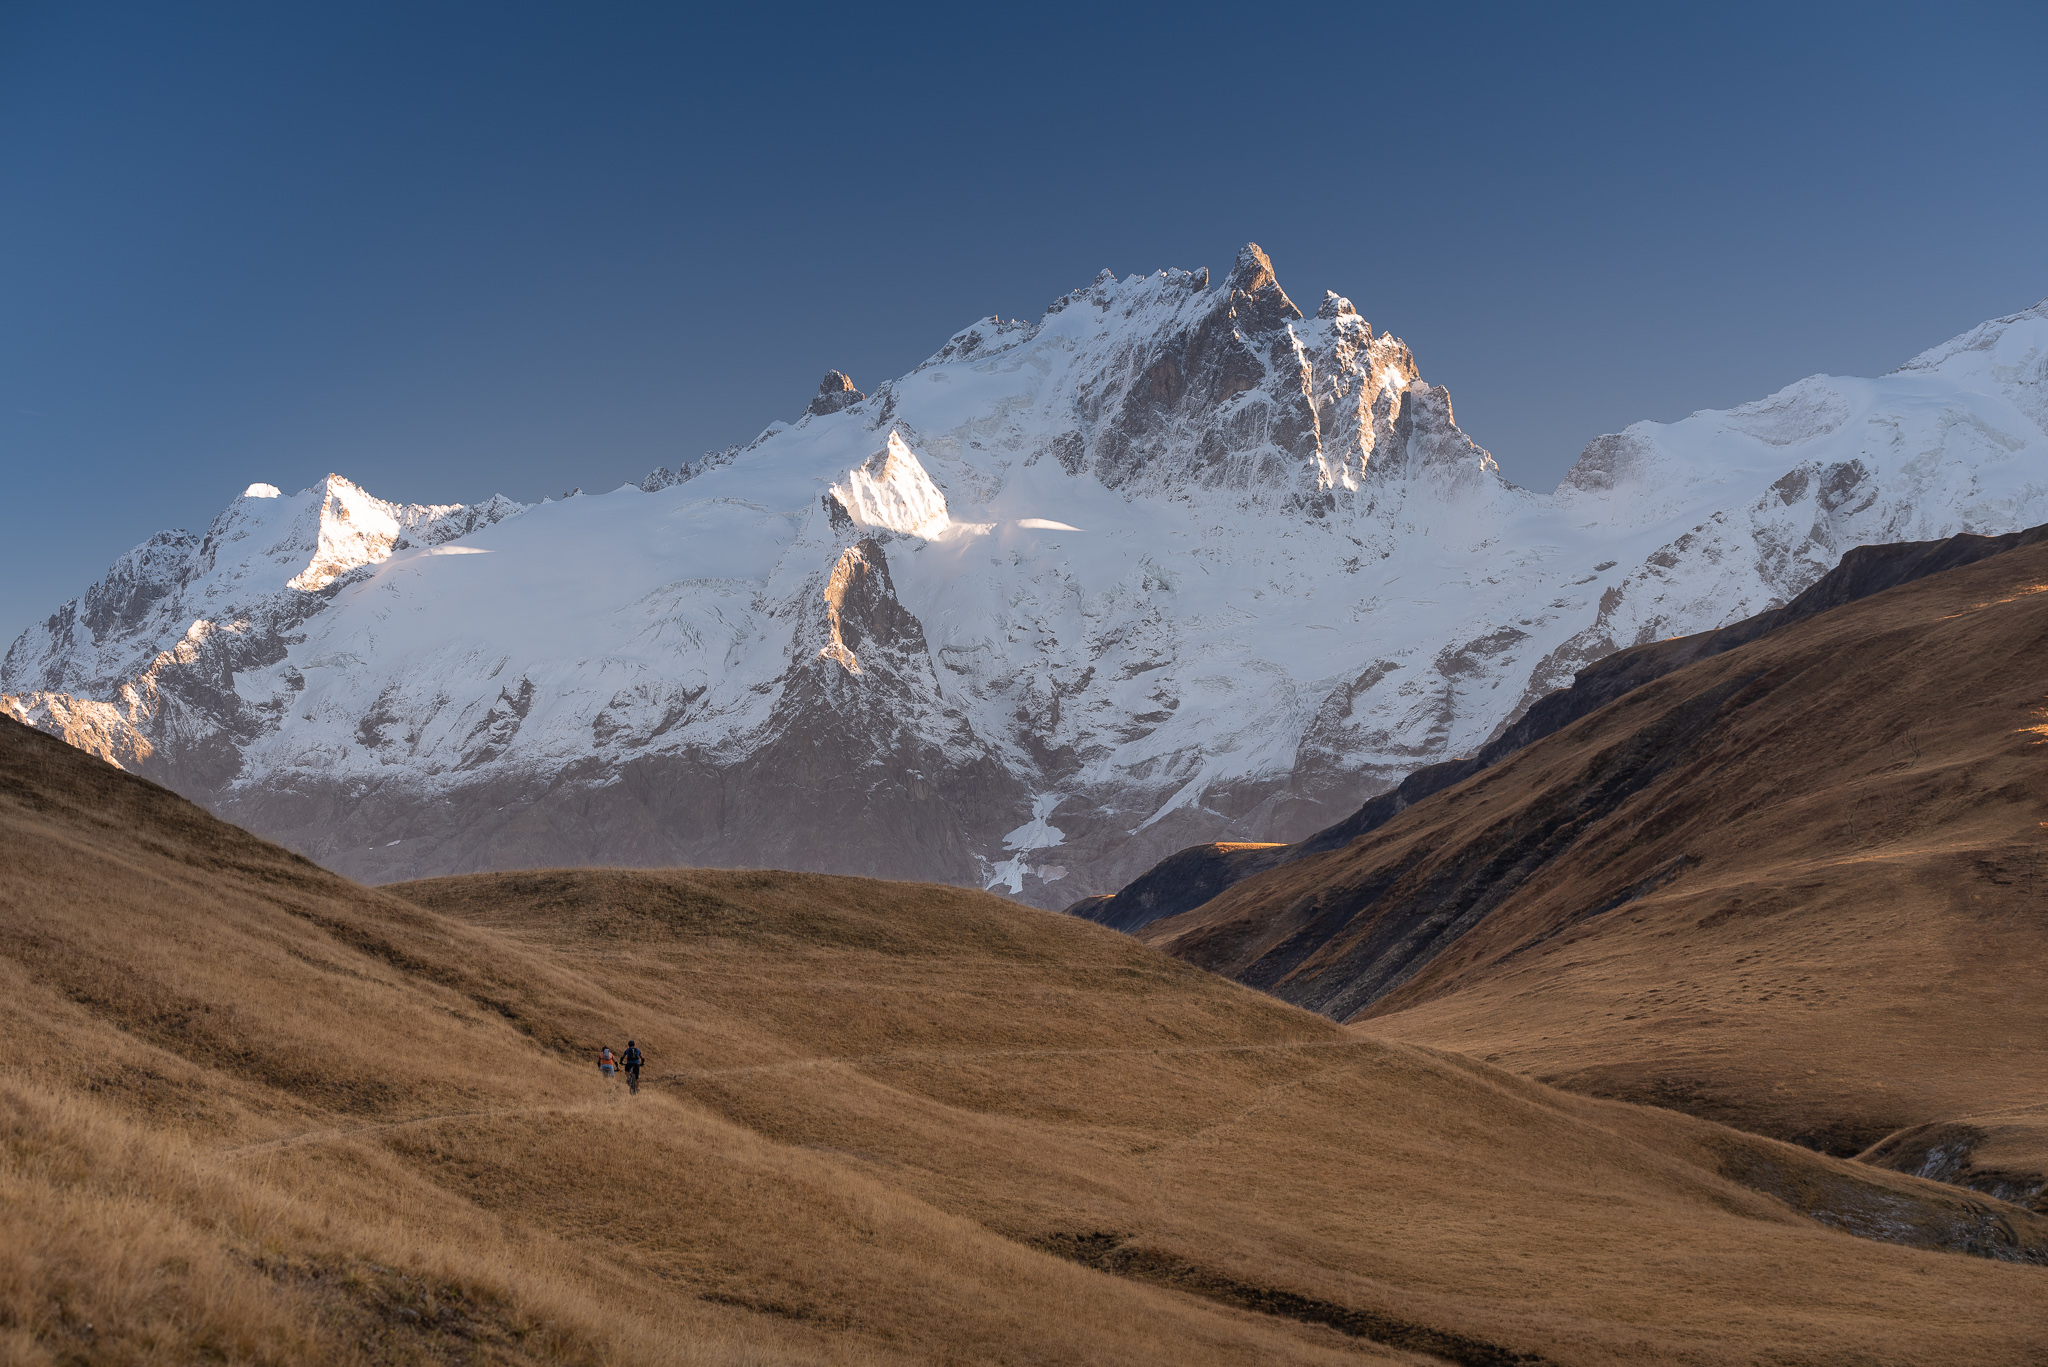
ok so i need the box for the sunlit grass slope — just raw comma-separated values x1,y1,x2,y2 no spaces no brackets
391,869,2048,1364
3,713,2044,1365
1146,529,2048,1193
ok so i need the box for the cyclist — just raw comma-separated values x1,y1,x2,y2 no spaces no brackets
622,1040,644,1094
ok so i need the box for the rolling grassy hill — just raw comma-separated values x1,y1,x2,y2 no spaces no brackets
3,713,2045,1365
1140,526,2048,1207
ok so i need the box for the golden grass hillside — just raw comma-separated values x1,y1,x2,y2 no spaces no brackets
1144,535,2048,1198
4,714,2046,1364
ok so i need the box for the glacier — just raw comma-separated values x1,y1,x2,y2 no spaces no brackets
6,244,2046,905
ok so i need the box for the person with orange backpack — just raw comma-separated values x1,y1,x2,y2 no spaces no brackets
597,1045,617,1081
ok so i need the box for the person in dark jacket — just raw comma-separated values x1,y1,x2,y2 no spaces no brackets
622,1040,644,1094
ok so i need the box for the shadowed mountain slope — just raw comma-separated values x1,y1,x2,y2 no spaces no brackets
1141,529,2048,1206
5,713,2046,1364
1078,520,2048,934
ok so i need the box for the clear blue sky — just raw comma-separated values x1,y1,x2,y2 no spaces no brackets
4,1,2044,647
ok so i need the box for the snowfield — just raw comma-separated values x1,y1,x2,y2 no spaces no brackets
7,246,2046,903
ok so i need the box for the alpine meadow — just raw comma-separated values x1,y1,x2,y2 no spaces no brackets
5,5,2047,1364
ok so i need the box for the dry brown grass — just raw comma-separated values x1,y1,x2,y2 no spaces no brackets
1145,540,2048,1191
4,715,2046,1365
396,867,2048,1364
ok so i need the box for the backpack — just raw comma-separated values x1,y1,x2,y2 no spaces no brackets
623,1046,643,1069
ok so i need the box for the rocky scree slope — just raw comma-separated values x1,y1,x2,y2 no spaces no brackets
6,247,2047,902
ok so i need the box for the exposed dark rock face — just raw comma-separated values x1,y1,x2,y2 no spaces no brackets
1859,1123,2048,1213
1066,242,1471,510
72,531,204,651
641,444,744,492
1707,1135,2048,1265
807,369,865,417
1072,519,2048,933
742,534,1016,878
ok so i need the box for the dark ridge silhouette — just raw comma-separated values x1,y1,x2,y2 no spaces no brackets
1135,524,2048,1201
1071,519,2048,933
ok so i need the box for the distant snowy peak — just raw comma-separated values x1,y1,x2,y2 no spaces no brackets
828,434,953,540
1556,295,2048,537
266,475,458,591
7,243,2047,914
191,473,525,594
1898,296,2048,373
840,241,1499,533
1895,296,2048,433
1,475,526,699
638,416,791,493
645,243,1492,528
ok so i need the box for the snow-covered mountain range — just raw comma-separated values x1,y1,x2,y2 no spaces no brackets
7,246,2046,904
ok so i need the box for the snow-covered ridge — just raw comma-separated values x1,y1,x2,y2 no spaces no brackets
6,248,2045,906
3,476,526,763
828,434,955,539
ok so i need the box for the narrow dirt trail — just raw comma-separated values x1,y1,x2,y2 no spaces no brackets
649,1036,1382,1084
222,1038,1389,1158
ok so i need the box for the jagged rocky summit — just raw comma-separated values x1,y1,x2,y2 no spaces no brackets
6,245,2047,904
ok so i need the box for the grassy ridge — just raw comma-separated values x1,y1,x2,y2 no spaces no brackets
1149,534,2048,1186
3,717,2045,1364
